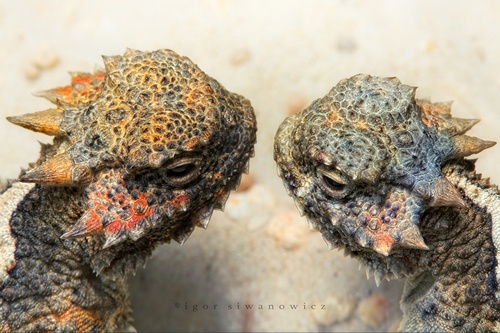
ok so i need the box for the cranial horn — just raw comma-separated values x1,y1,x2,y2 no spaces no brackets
7,108,64,136
442,118,480,136
19,153,92,186
32,89,63,105
399,224,429,250
429,177,467,208
451,135,496,157
61,209,103,239
101,55,121,72
124,48,141,57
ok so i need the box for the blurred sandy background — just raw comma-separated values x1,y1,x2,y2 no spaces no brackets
0,1,499,331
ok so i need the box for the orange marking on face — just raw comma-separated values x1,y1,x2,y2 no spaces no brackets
127,194,152,228
106,220,124,233
52,86,73,100
83,209,104,233
184,137,200,149
172,194,189,207
373,234,395,248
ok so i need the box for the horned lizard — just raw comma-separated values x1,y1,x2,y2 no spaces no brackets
274,74,499,332
0,49,256,332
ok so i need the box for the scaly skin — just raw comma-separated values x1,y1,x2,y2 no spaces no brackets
0,49,256,332
274,74,499,332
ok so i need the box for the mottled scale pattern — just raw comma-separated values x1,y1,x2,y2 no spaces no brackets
275,74,499,331
1,48,256,331
15,48,256,248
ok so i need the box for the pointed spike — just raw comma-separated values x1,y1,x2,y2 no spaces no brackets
372,239,394,256
19,154,92,186
61,209,103,239
293,197,305,216
322,236,334,250
103,229,127,249
172,226,195,245
127,221,149,241
307,216,316,230
243,161,250,174
214,190,231,210
374,270,383,287
399,224,429,250
444,118,480,136
391,265,401,279
32,89,62,104
7,108,64,136
358,262,363,271
428,177,467,208
124,48,141,57
233,174,243,191
193,204,215,229
365,265,373,280
101,55,121,72
20,154,73,186
452,135,496,157
276,164,283,178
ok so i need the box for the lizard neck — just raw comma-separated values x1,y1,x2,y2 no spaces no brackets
0,183,132,331
400,159,500,332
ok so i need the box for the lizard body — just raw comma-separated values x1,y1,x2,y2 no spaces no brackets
274,74,499,332
0,49,256,331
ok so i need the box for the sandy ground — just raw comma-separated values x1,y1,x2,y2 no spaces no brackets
0,1,499,331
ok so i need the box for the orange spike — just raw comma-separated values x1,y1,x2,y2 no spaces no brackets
19,154,92,186
372,236,395,256
7,108,64,136
61,209,103,239
452,135,496,157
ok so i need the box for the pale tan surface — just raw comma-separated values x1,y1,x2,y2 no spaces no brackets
0,1,498,331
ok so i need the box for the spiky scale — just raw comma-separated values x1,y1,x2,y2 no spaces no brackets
7,108,64,136
452,135,497,157
374,270,383,287
19,153,92,186
398,224,429,251
192,204,215,229
101,55,121,72
443,117,480,136
415,176,468,208
372,238,394,257
103,229,127,249
171,225,195,245
61,209,103,239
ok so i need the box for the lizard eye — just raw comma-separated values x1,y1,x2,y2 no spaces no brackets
164,157,203,187
318,168,349,198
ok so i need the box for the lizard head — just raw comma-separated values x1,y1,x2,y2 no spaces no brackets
274,74,495,282
9,49,257,252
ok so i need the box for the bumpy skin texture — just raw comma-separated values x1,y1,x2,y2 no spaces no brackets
275,74,499,332
0,49,256,332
